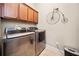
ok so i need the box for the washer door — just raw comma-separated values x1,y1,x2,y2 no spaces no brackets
3,34,35,56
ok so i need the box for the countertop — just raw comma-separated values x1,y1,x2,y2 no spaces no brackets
35,29,45,32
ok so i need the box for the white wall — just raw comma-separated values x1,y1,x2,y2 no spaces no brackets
37,3,79,50
76,5,79,50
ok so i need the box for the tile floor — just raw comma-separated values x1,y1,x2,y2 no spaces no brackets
40,45,64,56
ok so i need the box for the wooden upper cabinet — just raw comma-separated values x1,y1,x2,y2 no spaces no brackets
3,3,19,18
19,4,28,21
0,3,38,24
27,7,33,22
33,11,38,23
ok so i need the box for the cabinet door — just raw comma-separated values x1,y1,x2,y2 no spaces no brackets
4,3,19,18
19,4,28,21
0,4,3,17
0,7,2,17
33,11,38,23
27,7,33,22
4,35,35,56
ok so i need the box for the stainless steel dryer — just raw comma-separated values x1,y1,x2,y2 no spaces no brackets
35,30,46,56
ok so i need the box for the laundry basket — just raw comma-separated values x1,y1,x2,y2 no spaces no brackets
64,47,79,56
